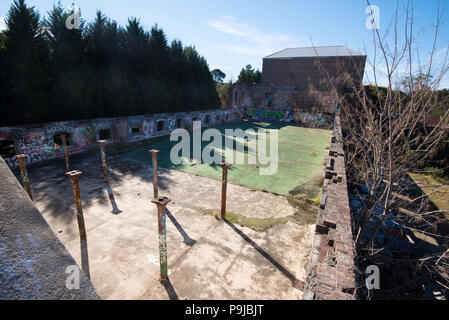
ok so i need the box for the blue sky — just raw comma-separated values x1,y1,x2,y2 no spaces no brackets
1,0,448,87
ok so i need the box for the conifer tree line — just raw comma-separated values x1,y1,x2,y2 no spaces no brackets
0,0,220,126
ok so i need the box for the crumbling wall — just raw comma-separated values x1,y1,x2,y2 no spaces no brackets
303,109,356,300
0,109,243,169
230,83,338,113
0,157,100,299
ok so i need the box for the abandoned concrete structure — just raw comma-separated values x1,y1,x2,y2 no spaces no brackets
0,110,355,300
0,46,363,301
0,107,334,169
230,46,366,113
0,109,242,169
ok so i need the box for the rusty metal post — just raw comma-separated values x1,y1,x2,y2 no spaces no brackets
61,133,70,172
15,154,32,200
66,170,86,238
151,196,171,282
98,140,108,182
149,149,159,198
220,163,231,219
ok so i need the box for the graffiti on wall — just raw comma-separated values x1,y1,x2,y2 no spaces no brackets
44,122,76,137
143,119,154,135
113,119,127,143
0,109,237,169
247,108,331,125
92,119,112,131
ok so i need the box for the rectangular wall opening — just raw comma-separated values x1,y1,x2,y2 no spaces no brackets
157,121,166,132
0,140,16,158
53,133,72,149
176,119,184,128
131,127,140,134
99,129,111,140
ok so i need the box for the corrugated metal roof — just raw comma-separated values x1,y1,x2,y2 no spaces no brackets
264,46,364,59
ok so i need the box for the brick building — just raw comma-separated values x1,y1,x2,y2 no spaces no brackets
230,46,366,113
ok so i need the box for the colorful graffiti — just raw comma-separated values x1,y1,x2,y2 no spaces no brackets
0,109,239,168
247,108,332,125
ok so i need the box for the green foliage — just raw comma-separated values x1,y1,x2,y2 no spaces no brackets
424,166,449,181
433,88,449,117
211,69,226,83
0,0,220,126
216,81,232,108
237,64,262,84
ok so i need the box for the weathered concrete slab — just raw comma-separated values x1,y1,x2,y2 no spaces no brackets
15,152,316,300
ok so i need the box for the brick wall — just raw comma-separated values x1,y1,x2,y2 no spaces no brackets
262,56,366,88
230,83,338,113
303,108,356,300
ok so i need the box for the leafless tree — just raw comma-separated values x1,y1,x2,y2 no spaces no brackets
315,0,449,298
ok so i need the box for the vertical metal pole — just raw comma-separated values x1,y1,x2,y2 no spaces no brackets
61,133,70,172
149,149,159,198
220,163,231,219
98,140,108,182
15,154,32,201
66,170,86,238
151,196,171,282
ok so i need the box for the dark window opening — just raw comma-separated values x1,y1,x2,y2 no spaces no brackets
131,126,140,134
53,133,72,149
176,119,184,128
157,121,166,132
99,129,111,140
0,140,16,158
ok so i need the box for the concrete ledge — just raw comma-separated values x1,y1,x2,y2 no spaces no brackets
303,109,356,300
0,157,100,299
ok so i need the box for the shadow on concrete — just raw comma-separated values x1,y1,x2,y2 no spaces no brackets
80,235,91,280
105,182,122,214
166,209,196,246
12,151,175,225
223,219,304,290
162,279,179,300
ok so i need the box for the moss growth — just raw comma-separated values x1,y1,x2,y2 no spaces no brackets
196,204,317,232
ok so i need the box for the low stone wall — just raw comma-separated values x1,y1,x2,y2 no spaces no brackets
0,157,100,299
0,109,243,169
246,108,333,127
303,109,356,300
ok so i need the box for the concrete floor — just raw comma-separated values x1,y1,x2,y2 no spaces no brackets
19,151,317,300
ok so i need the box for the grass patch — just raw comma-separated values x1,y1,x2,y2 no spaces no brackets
408,172,449,219
196,201,317,232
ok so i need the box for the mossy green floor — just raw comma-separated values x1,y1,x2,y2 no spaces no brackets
120,121,331,195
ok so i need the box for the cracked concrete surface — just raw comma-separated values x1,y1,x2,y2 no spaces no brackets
17,151,317,300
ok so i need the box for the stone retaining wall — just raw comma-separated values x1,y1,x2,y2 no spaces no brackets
0,157,100,299
0,109,243,169
303,109,356,300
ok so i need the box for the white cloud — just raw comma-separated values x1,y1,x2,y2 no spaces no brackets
0,18,6,31
207,16,304,56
